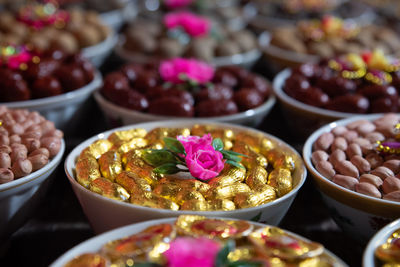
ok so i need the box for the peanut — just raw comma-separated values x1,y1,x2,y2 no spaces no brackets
22,138,40,153
342,130,358,142
315,160,335,179
346,143,362,158
350,155,371,174
383,190,400,202
332,126,347,136
9,134,21,144
365,153,384,170
28,154,49,171
314,132,334,151
0,145,11,154
42,129,63,139
382,176,400,194
10,143,28,162
29,148,50,158
0,134,10,146
383,160,400,174
359,174,383,188
352,138,373,154
0,168,14,184
39,121,55,135
370,166,394,181
329,149,346,167
355,182,382,198
335,160,359,178
356,122,376,135
332,174,359,190
311,150,329,165
365,132,385,143
40,137,61,157
331,137,348,151
7,123,24,135
21,131,42,139
0,152,11,169
11,159,32,178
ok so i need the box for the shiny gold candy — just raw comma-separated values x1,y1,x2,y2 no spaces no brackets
153,182,184,202
234,185,276,208
175,215,252,239
80,139,113,159
107,128,147,147
145,127,190,144
64,253,108,267
191,125,234,149
265,149,295,172
115,171,151,195
232,141,268,169
228,246,255,262
89,178,130,201
206,183,251,200
75,155,101,188
245,165,268,189
148,241,170,265
117,138,148,154
102,224,174,260
121,149,143,165
268,168,293,197
180,199,209,211
175,190,205,205
125,154,160,185
235,131,263,152
249,226,324,261
375,229,400,263
208,165,246,187
299,256,333,267
98,150,123,182
206,198,236,211
130,191,179,210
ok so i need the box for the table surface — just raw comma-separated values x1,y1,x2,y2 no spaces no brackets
0,55,365,267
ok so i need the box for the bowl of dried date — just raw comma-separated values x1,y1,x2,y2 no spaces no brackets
303,113,400,244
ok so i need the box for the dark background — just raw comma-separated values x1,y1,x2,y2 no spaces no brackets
0,54,365,267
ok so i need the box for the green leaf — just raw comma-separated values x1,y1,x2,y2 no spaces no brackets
215,240,235,267
143,150,178,166
222,150,248,157
221,151,242,163
153,163,181,175
225,160,245,169
164,137,185,154
227,261,263,267
212,138,224,151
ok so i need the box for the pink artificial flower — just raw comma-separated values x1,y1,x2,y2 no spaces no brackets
177,134,225,180
164,237,221,267
159,58,215,84
164,12,211,37
164,0,194,9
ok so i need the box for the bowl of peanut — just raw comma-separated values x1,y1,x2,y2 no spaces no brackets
64,120,306,234
303,113,400,244
0,106,65,241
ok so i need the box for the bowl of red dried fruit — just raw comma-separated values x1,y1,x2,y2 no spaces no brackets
94,58,275,127
273,50,400,138
0,47,102,130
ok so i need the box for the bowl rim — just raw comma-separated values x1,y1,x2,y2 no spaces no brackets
302,114,400,214
0,139,65,193
2,71,103,108
114,33,263,67
82,30,119,58
64,120,307,215
93,90,276,122
362,218,400,267
50,216,347,267
273,68,378,119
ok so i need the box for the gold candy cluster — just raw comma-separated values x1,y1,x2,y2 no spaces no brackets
74,125,296,211
375,228,400,264
65,215,336,267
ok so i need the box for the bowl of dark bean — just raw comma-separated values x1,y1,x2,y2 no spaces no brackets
303,113,400,244
94,58,275,127
0,48,102,129
273,50,400,138
0,106,65,241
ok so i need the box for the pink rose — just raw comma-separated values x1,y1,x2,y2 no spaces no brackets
159,58,215,84
164,237,221,267
164,12,210,37
164,0,193,9
177,134,225,180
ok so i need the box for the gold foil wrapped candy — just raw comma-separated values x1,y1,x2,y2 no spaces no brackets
64,216,338,267
375,229,400,264
74,126,298,211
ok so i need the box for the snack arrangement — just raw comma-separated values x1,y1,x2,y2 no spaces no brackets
0,2,111,53
0,106,63,184
311,113,400,201
270,16,400,58
100,58,271,117
0,47,96,102
62,215,341,267
74,124,297,211
374,227,400,265
121,11,258,62
283,50,400,113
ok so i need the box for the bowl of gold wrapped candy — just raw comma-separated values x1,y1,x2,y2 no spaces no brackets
363,218,400,267
64,120,306,234
51,215,347,267
303,114,400,244
0,106,65,241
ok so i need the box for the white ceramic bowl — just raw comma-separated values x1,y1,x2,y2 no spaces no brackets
363,218,400,267
99,1,137,31
64,120,306,234
303,114,400,244
273,68,365,139
0,139,65,241
51,217,348,267
114,35,262,69
82,31,118,67
3,71,103,130
94,91,276,128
